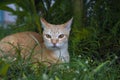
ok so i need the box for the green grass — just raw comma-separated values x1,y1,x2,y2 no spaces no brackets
0,48,119,80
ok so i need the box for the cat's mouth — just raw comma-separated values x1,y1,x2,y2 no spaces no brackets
51,45,59,49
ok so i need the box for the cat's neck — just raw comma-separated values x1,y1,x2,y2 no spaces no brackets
53,43,69,63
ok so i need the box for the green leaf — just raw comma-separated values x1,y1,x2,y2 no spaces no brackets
0,60,10,76
0,5,16,13
55,76,60,80
93,61,110,74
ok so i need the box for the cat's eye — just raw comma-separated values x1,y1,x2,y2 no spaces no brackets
58,34,64,38
45,34,51,38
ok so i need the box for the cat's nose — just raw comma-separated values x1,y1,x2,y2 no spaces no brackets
51,39,58,46
52,41,57,46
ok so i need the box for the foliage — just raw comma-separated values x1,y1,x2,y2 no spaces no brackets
0,0,42,33
0,50,119,80
0,27,12,39
0,0,72,33
0,0,120,79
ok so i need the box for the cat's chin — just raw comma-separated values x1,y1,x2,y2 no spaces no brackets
52,46,60,49
47,46,60,50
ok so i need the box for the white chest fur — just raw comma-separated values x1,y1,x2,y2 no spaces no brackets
53,44,70,63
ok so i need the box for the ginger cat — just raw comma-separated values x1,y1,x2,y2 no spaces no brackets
0,18,73,65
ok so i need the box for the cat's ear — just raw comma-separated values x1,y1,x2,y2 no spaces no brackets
64,17,73,31
40,18,50,29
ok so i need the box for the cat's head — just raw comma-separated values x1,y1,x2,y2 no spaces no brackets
41,18,73,50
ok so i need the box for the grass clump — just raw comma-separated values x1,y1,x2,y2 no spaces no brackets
0,49,119,80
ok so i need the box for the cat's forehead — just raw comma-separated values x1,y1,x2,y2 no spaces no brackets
41,18,73,35
44,25,67,33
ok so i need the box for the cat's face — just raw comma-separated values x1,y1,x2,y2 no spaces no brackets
41,18,73,50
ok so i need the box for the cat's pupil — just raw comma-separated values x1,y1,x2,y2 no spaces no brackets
46,34,51,38
58,34,64,38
